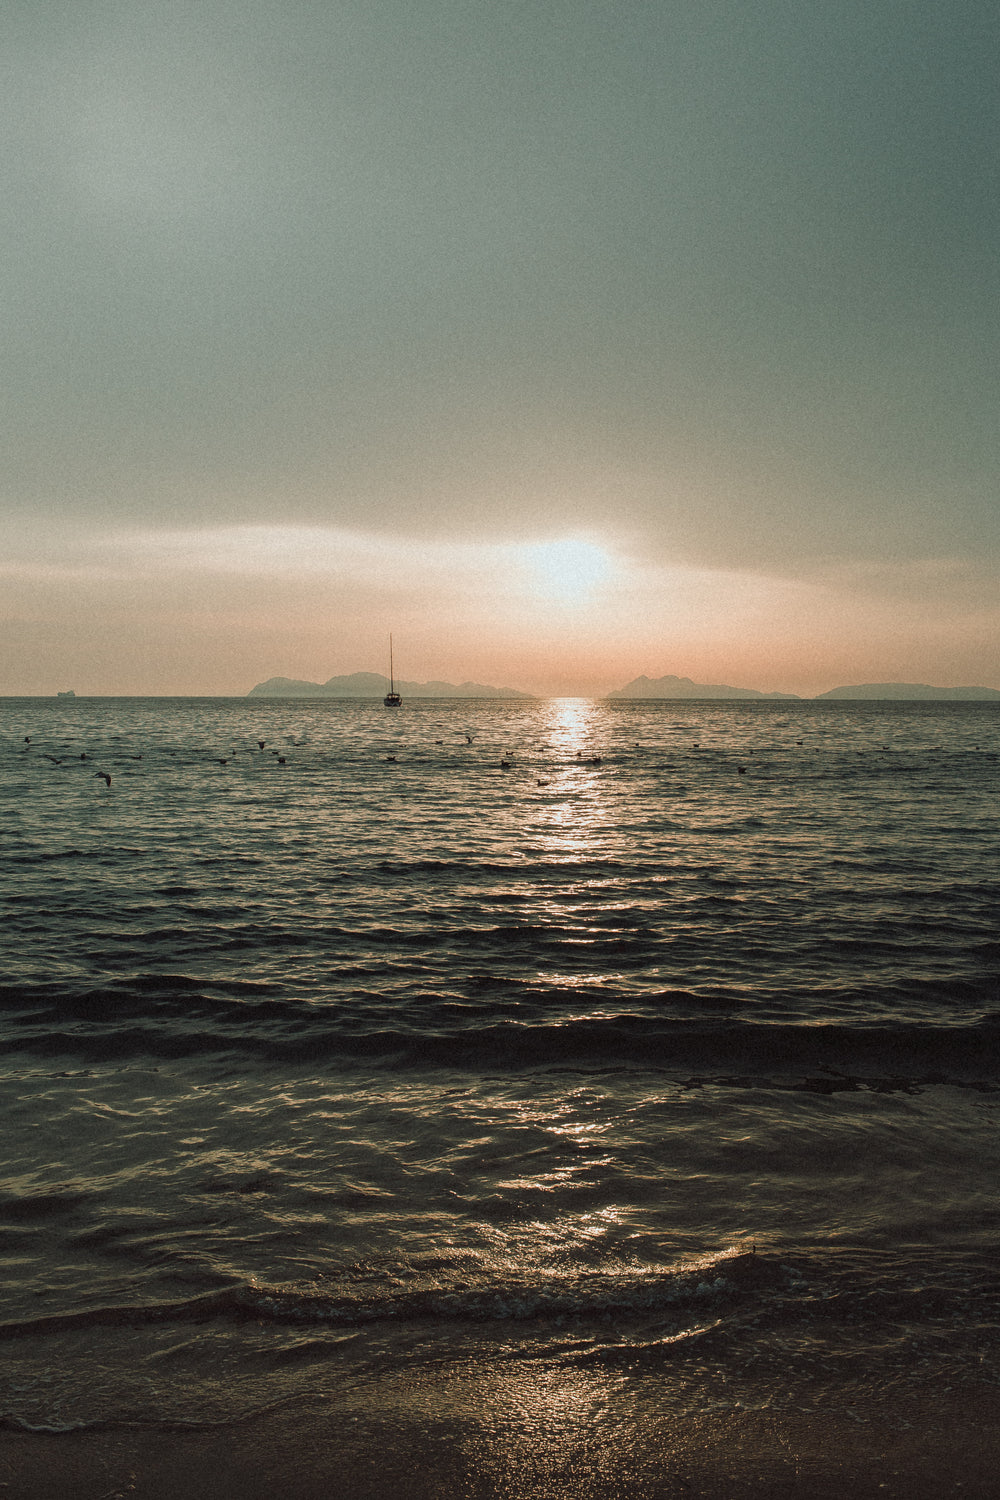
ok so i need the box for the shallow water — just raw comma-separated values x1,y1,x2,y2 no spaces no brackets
2,696,999,1431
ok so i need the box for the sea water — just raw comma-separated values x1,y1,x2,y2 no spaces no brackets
1,696,999,1433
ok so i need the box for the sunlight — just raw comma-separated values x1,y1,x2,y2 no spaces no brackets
522,539,614,606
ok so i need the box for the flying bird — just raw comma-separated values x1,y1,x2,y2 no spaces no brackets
94,772,112,787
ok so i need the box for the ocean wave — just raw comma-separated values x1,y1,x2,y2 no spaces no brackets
0,1249,784,1342
3,1246,998,1352
2,980,999,1079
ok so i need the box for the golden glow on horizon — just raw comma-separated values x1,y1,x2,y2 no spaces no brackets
3,518,997,698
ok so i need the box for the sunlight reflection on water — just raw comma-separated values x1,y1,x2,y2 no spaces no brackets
526,700,619,868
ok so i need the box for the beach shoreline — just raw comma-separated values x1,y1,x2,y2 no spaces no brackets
4,1367,998,1499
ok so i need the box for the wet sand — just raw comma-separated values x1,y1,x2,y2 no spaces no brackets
3,1367,998,1500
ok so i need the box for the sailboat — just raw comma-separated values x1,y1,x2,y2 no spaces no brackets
383,635,402,707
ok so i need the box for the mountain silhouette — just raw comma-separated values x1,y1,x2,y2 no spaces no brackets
248,673,533,699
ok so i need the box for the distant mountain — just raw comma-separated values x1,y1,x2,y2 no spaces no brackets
607,674,800,700
248,672,533,699
815,682,1000,701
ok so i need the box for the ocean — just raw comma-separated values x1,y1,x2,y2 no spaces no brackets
2,695,999,1492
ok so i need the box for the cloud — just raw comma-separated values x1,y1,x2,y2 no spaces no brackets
2,4,998,692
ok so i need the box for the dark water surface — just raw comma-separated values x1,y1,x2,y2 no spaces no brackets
2,697,999,1433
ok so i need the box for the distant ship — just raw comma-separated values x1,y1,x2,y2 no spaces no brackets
56,690,76,698
383,636,401,707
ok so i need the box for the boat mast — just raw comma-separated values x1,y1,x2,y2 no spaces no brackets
384,633,401,705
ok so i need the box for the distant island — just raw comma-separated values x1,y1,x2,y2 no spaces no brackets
247,671,1000,702
814,683,1000,701
607,674,800,700
608,675,1000,701
248,673,534,699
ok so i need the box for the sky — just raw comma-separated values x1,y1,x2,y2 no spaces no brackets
2,0,998,697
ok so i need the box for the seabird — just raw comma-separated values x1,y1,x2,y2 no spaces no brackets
94,772,112,787
500,759,511,769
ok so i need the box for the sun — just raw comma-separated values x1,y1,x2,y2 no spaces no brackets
522,539,614,605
